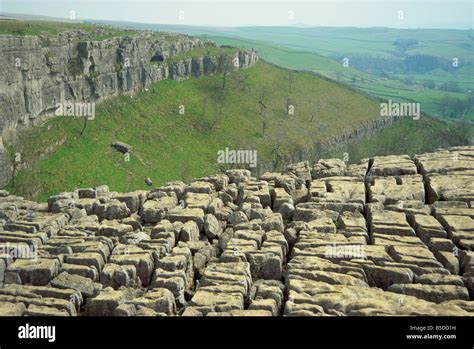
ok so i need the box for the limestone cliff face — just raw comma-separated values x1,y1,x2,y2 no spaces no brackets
168,51,258,81
0,33,197,138
0,31,259,186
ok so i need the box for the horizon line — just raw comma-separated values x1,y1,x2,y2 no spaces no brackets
1,12,473,31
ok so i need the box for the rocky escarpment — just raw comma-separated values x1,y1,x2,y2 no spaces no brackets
0,146,473,316
0,31,258,186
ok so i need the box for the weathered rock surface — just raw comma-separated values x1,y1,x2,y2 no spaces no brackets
0,146,473,316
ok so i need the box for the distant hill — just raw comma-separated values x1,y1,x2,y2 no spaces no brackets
82,20,474,121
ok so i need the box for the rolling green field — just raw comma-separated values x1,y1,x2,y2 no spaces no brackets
229,27,474,60
200,32,474,121
201,36,371,80
131,23,473,120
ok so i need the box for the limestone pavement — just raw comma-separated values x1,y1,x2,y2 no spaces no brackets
0,146,473,316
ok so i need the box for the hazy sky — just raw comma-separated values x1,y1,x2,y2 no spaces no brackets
1,0,473,29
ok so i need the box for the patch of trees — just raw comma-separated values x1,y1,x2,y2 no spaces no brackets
393,38,419,52
332,55,402,75
421,81,464,93
334,53,464,77
217,53,236,90
422,80,436,89
403,55,448,73
439,81,462,93
438,94,474,119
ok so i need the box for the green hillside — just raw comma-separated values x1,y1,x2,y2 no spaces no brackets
6,58,471,202
318,116,472,163
5,60,386,201
201,33,474,121
232,27,474,60
80,21,474,120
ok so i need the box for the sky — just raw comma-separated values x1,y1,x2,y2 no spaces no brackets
1,0,473,29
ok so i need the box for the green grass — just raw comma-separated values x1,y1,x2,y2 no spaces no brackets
200,35,372,80
6,59,471,202
3,23,472,201
318,117,473,163
5,60,389,201
78,22,474,119
201,33,474,121
0,19,139,40
233,27,474,61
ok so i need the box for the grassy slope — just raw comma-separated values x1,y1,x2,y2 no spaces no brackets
6,60,388,201
318,116,472,164
76,21,474,119
198,29,474,120
80,21,474,119
205,35,474,121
